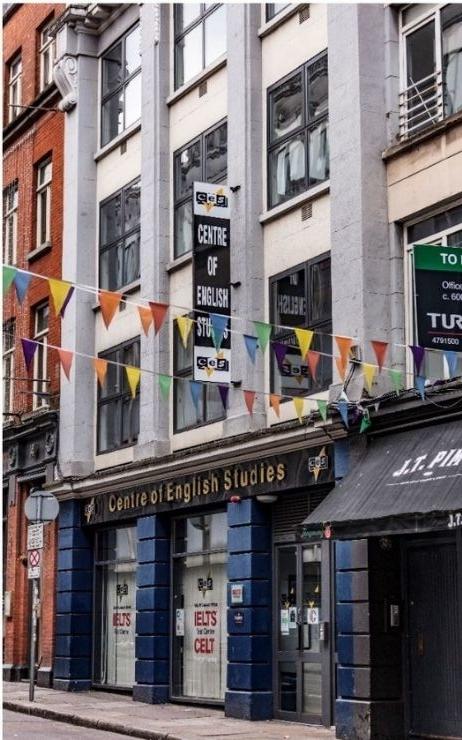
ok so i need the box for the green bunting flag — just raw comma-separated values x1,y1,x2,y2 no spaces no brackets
253,321,272,353
158,374,172,400
360,410,372,433
388,368,403,395
3,265,17,294
317,399,328,422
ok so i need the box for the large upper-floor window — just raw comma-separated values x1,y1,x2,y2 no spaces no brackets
267,51,328,209
8,54,22,123
270,255,332,398
173,120,227,258
266,4,290,21
101,24,141,147
99,178,140,291
3,318,15,417
174,4,226,89
3,181,18,265
400,4,462,139
36,158,52,249
97,338,140,453
39,18,56,91
33,302,49,410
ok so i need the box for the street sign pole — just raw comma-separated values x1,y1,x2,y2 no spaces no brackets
29,578,39,702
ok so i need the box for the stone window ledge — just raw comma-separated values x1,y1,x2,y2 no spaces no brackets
27,242,52,262
259,181,330,225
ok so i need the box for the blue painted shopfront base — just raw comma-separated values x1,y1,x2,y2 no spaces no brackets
225,690,273,720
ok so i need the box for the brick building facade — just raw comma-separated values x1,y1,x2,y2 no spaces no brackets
3,3,65,686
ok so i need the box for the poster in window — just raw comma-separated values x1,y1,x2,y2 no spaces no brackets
106,563,136,687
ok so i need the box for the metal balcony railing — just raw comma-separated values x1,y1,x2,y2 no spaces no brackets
399,70,444,140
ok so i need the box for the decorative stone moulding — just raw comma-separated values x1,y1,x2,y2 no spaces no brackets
53,55,78,112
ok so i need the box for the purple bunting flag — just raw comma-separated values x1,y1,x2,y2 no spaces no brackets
409,345,425,375
218,384,229,410
271,341,288,369
21,338,38,371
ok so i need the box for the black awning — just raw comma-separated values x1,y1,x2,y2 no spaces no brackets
301,419,462,538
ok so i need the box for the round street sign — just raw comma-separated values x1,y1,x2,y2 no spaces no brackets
24,489,59,523
29,550,40,567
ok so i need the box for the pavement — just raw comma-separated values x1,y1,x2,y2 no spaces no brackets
4,709,129,739
3,682,335,740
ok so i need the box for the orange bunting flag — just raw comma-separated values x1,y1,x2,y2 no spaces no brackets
99,291,122,329
370,340,388,372
125,366,141,399
57,349,73,380
150,301,169,335
138,306,153,336
48,278,74,317
269,394,281,417
293,396,305,423
335,335,353,365
93,358,108,388
176,316,194,348
306,350,320,381
362,363,376,394
244,390,256,415
335,356,348,382
294,328,314,358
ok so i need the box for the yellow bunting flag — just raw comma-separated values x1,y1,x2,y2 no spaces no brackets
335,335,353,365
57,349,73,380
138,306,153,336
294,328,314,358
48,278,74,317
99,291,122,329
176,315,194,348
362,363,376,394
293,396,305,423
93,358,108,388
125,366,141,399
269,394,281,417
335,356,348,382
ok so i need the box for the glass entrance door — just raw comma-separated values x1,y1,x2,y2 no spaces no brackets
274,542,332,724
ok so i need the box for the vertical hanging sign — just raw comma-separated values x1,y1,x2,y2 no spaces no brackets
193,182,231,383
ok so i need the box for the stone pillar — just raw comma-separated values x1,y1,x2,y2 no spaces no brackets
335,539,403,739
53,501,93,691
225,499,272,720
133,514,170,703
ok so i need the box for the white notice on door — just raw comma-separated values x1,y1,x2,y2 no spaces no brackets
176,608,185,636
280,609,289,635
307,607,319,625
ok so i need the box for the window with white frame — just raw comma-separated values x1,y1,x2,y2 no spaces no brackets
97,338,140,453
3,181,18,265
8,54,22,122
3,319,15,417
33,303,49,409
39,19,55,91
399,4,462,139
36,158,52,248
101,24,141,147
174,4,226,90
99,178,140,291
406,202,462,380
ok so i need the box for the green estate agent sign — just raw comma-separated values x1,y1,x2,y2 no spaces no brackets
414,244,462,351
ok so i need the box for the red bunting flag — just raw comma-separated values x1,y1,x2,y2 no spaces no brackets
335,336,353,366
138,306,153,336
244,390,256,415
99,291,122,329
306,350,320,381
93,358,108,388
370,340,388,372
269,394,281,417
57,349,73,380
149,301,169,335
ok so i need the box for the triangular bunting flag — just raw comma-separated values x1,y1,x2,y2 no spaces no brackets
244,390,256,415
388,368,403,395
210,313,229,351
335,356,348,382
3,265,17,293
362,363,376,394
243,335,258,364
253,322,272,353
57,349,73,380
21,338,37,371
269,394,281,417
93,358,108,388
158,374,172,400
443,350,458,379
125,366,141,399
360,410,372,434
149,301,169,335
14,271,33,304
337,399,349,428
370,340,388,372
293,396,305,423
189,380,202,409
317,399,328,422
176,316,194,348
306,350,320,382
271,341,288,369
218,384,229,410
99,290,122,329
294,328,314,358
138,306,153,336
415,374,426,401
409,345,425,375
48,278,74,317
335,335,353,365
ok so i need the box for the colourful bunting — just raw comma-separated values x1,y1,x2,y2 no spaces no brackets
317,399,328,422
176,316,194,348
138,306,153,336
335,356,348,382
125,366,141,399
190,380,202,409
443,350,458,379
99,290,122,329
14,271,32,304
388,368,403,395
271,341,288,369
210,313,228,351
362,363,376,394
149,301,169,335
293,396,305,423
409,345,425,375
294,328,314,358
57,349,73,380
415,375,426,401
93,358,108,388
360,410,372,433
306,350,320,382
244,390,256,415
337,399,349,428
21,338,37,371
3,265,17,293
335,336,353,365
370,340,388,372
218,384,229,410
253,322,272,352
243,335,258,364
158,374,172,400
269,394,281,417
48,278,74,317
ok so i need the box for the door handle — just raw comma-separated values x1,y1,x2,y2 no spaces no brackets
296,607,303,626
417,631,424,656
